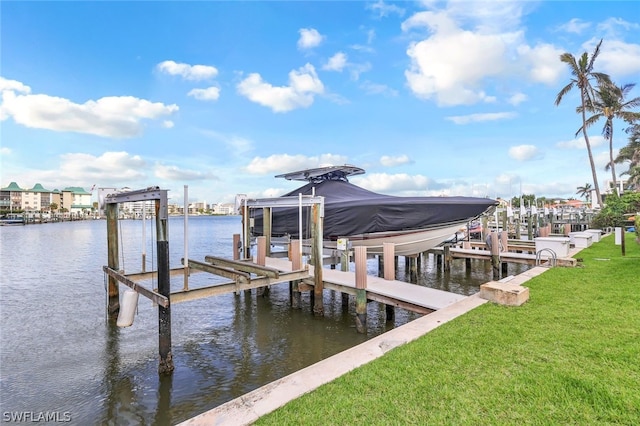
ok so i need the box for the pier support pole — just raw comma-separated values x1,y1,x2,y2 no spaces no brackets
443,245,451,272
383,243,395,322
340,243,350,308
290,239,302,309
490,232,500,280
256,236,268,297
383,243,395,280
311,203,324,316
106,203,120,318
155,197,174,375
354,246,367,333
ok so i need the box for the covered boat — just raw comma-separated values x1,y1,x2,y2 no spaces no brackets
250,165,497,256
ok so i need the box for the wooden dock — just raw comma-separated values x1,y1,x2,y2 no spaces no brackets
428,241,578,267
265,257,466,313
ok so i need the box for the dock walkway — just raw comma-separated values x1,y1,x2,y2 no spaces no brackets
265,257,467,311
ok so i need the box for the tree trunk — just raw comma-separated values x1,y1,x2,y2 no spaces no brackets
609,120,618,194
581,90,602,206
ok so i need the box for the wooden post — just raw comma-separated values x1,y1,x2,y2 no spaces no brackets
382,243,395,321
383,243,395,280
232,234,241,260
481,216,489,241
354,246,367,334
340,243,350,308
443,246,451,271
256,236,267,297
311,203,324,316
501,210,508,237
500,231,508,253
155,198,174,375
106,203,120,318
291,239,302,309
527,212,533,240
263,207,272,257
490,231,500,280
242,203,250,259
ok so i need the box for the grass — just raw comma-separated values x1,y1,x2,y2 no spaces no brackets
256,233,640,425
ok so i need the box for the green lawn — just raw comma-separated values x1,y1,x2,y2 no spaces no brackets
256,233,640,425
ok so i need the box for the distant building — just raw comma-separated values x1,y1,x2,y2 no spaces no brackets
0,182,92,216
212,203,236,215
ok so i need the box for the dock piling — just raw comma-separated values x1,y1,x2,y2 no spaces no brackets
354,246,367,333
106,203,120,318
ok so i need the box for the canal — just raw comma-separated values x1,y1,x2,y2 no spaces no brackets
0,216,528,424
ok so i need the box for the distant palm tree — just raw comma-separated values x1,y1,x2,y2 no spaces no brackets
576,183,592,201
580,82,640,193
615,123,640,188
555,39,611,206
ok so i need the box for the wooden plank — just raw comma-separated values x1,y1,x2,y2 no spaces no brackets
103,266,168,308
204,255,280,278
170,270,311,304
186,259,250,283
125,267,200,281
265,257,466,311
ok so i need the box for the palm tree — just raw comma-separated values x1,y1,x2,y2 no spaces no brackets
615,123,640,188
555,39,611,206
576,183,592,202
580,82,640,193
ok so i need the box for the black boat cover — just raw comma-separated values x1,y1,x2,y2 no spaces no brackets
252,180,497,240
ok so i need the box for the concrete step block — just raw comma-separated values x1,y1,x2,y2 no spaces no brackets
479,281,529,306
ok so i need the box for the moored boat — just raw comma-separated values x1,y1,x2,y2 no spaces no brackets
251,165,497,256
0,214,25,226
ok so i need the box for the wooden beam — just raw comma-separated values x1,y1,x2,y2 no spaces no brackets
186,259,250,283
103,266,168,308
204,255,280,278
170,270,310,304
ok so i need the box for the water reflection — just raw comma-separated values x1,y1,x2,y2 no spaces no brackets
0,217,530,424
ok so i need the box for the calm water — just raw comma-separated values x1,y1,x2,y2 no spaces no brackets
0,216,528,425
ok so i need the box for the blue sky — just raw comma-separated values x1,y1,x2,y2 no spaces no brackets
1,0,639,205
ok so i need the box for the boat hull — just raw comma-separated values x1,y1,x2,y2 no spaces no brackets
329,221,468,256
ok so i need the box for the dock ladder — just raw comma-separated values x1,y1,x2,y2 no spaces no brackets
535,248,557,267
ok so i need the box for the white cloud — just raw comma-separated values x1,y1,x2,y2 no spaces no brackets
380,155,412,167
297,28,324,50
508,93,528,106
236,63,324,112
154,164,217,181
403,11,519,106
556,135,606,149
162,120,174,128
0,79,178,138
508,145,541,161
0,77,31,94
157,60,218,80
57,152,147,183
597,17,640,36
243,153,348,175
517,43,566,85
557,18,591,34
593,39,640,78
188,86,221,101
200,129,254,155
322,52,370,80
360,81,398,97
353,173,431,193
367,0,405,18
323,52,348,72
446,112,516,124
0,147,11,155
